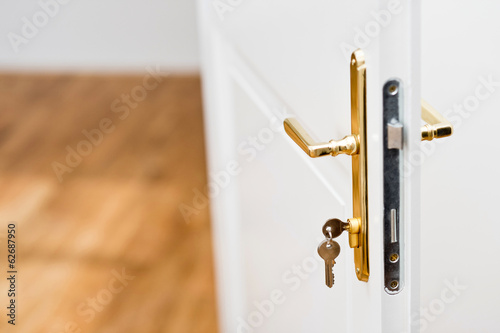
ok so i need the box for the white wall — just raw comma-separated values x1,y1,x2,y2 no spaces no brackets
0,0,199,72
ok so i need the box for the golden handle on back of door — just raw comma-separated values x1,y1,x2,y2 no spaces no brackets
421,100,453,141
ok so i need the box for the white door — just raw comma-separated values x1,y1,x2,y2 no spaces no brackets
198,1,422,332
419,1,500,332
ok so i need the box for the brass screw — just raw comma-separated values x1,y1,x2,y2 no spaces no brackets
388,84,398,95
390,280,399,289
389,253,399,263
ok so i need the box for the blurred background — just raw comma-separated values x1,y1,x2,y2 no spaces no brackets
0,1,218,332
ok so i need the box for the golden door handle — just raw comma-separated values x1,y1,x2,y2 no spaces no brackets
283,49,369,282
421,100,453,141
283,118,359,157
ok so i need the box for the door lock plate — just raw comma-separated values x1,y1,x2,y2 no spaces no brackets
350,50,369,282
283,49,369,282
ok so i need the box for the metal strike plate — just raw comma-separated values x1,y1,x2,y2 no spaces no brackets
383,79,404,294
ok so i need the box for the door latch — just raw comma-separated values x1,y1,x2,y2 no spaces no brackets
383,80,453,294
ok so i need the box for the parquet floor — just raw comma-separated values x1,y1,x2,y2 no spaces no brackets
0,74,218,333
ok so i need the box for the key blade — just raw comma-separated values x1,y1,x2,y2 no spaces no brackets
325,261,333,288
325,259,337,288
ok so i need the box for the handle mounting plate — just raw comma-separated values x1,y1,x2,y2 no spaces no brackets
350,50,369,282
283,49,369,282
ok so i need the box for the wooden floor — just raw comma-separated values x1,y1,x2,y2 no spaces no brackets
0,74,218,332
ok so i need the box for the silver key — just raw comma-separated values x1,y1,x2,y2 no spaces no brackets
318,239,341,288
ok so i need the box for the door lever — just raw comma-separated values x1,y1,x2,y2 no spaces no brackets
421,100,453,141
283,118,359,157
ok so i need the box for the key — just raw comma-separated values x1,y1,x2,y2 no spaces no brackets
322,218,349,239
318,239,341,288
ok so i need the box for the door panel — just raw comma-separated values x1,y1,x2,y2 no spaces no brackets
235,80,349,332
